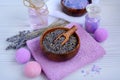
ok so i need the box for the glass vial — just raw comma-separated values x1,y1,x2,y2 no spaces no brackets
85,4,101,33
24,0,49,30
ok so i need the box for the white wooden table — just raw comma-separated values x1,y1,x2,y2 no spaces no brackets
0,0,120,80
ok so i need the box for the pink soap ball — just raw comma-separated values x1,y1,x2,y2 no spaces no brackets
15,48,31,64
24,61,41,78
94,28,108,42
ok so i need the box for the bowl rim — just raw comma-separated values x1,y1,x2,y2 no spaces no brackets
40,26,80,55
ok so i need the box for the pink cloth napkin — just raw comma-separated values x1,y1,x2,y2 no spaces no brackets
27,23,105,80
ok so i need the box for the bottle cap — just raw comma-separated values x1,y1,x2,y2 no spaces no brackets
86,4,101,18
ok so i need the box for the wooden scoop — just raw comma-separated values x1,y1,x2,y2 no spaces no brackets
54,26,77,45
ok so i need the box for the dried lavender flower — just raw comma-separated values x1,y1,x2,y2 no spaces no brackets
43,29,77,54
6,19,69,50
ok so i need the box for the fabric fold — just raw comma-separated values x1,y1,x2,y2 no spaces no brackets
27,23,105,80
46,0,100,24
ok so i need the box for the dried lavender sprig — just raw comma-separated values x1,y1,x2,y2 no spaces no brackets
6,30,31,50
6,19,69,50
6,30,30,42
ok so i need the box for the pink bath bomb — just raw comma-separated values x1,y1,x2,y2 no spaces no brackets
24,61,41,78
94,28,108,42
16,48,31,64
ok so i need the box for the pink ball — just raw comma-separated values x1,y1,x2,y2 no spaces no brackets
16,48,31,64
24,61,41,78
94,28,108,42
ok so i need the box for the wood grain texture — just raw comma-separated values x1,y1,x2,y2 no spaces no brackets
0,0,120,80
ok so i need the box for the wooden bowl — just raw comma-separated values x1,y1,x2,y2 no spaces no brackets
61,0,92,17
40,27,80,62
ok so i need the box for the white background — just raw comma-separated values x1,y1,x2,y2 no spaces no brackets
0,0,120,80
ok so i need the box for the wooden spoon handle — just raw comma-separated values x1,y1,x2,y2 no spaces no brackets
64,25,77,36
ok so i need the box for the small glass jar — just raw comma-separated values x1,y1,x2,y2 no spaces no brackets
85,4,101,33
24,0,49,30
28,4,48,30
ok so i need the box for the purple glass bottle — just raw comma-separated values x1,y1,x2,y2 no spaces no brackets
85,4,101,33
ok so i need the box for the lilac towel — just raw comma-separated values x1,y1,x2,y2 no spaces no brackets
27,23,105,80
